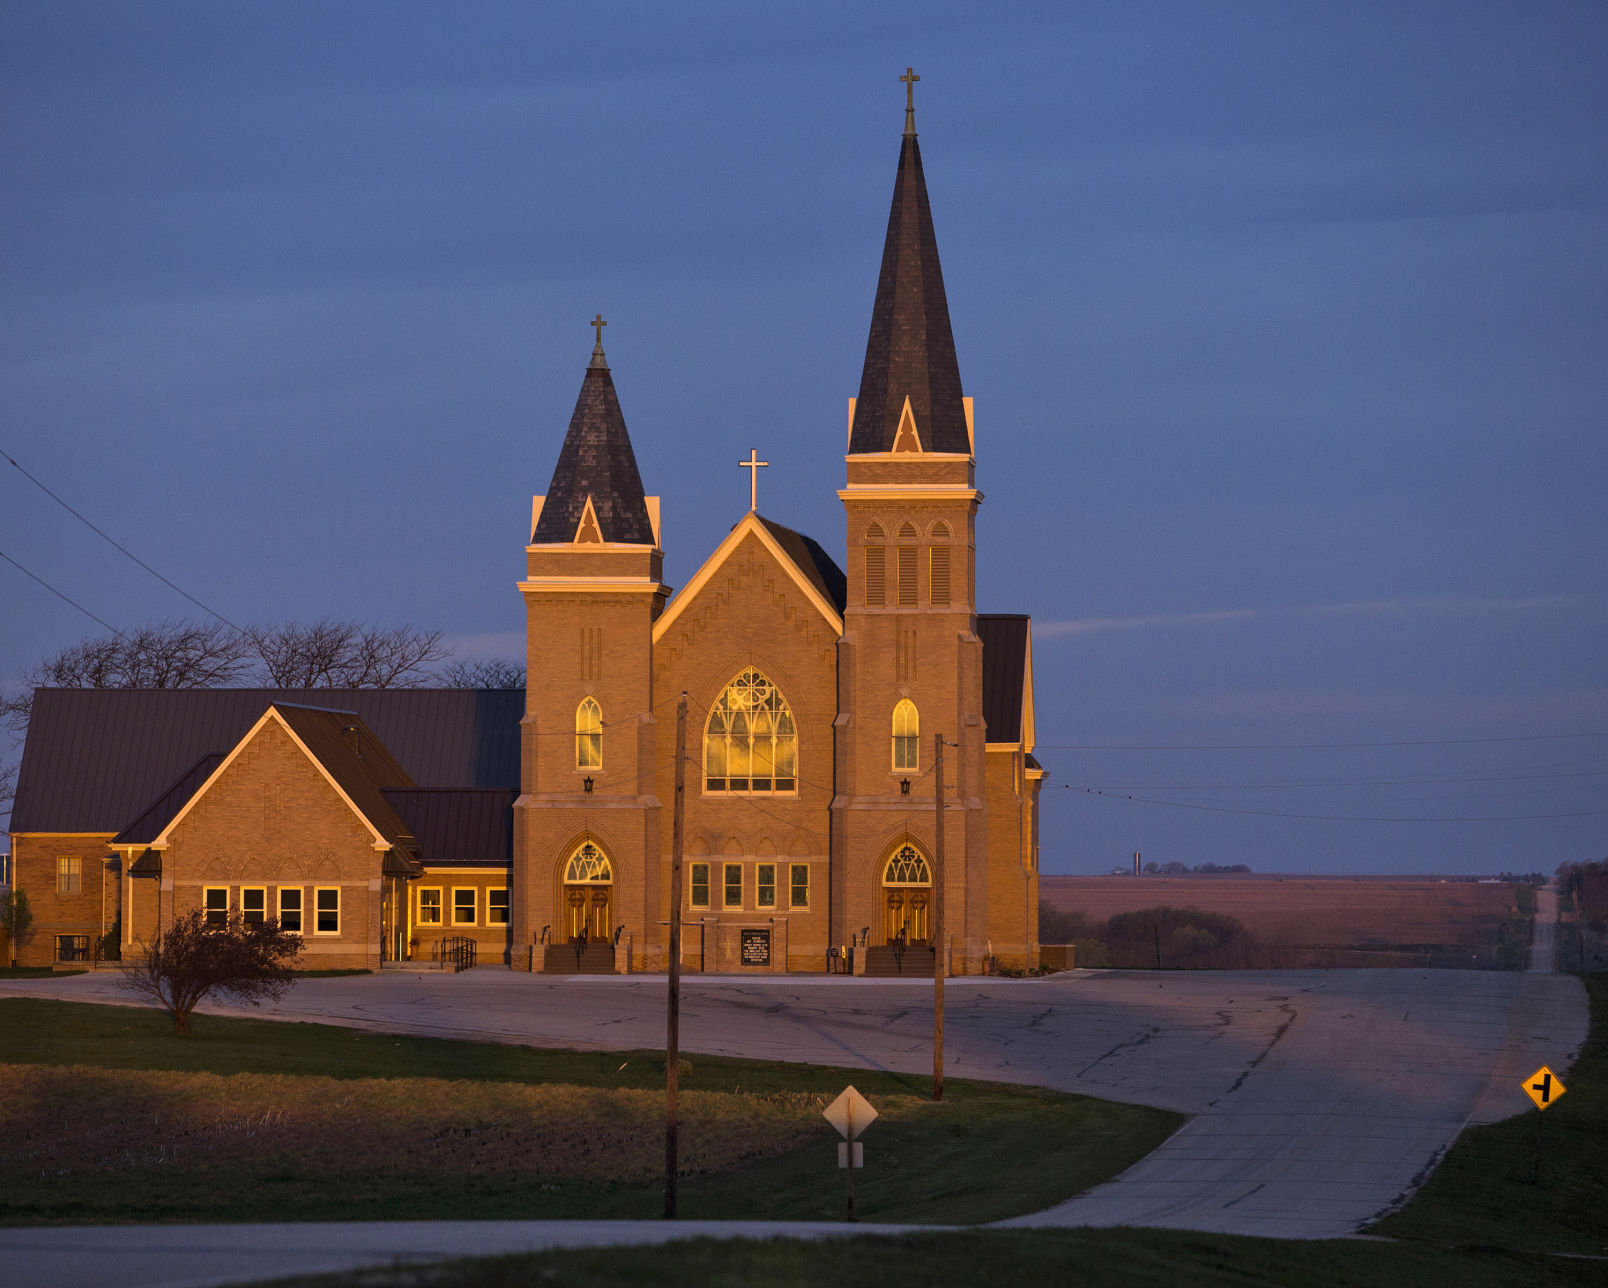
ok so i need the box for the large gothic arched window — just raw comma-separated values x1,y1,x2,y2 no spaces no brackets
704,669,797,793
575,697,602,769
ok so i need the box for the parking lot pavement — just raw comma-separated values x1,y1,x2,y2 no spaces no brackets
1,964,1588,1254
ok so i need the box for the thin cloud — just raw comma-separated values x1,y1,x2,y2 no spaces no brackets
1037,594,1584,639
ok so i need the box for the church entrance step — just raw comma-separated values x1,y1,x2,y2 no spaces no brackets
863,945,936,977
543,942,616,974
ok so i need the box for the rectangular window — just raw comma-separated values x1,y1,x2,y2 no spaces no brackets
864,546,886,606
315,887,340,935
56,856,82,895
724,862,743,909
689,862,710,909
756,863,776,908
203,886,229,929
55,934,90,963
790,863,810,909
241,887,266,926
418,887,442,925
279,887,303,934
487,888,509,925
897,546,918,605
452,887,477,926
930,545,951,606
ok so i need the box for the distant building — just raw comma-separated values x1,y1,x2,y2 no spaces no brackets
6,80,1043,974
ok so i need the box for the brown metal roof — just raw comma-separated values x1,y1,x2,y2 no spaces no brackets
384,788,516,866
532,362,655,544
12,688,522,835
757,516,848,615
978,614,1029,743
849,132,969,455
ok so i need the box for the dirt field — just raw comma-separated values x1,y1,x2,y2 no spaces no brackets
1041,876,1526,968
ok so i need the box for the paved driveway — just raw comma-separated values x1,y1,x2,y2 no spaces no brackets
2,963,1586,1246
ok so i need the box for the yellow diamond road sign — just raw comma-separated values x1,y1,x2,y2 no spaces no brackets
1523,1065,1566,1111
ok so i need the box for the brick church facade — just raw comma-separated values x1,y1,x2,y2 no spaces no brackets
5,88,1042,975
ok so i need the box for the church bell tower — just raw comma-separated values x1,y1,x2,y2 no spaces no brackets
832,73,990,971
514,318,668,971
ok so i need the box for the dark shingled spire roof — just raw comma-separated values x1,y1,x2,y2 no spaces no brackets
532,353,655,545
848,130,969,455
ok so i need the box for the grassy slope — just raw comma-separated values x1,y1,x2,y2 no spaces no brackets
0,998,1179,1226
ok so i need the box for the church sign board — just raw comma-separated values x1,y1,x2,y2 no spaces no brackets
740,928,771,966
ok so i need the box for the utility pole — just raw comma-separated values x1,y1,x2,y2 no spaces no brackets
933,731,945,1102
665,692,688,1218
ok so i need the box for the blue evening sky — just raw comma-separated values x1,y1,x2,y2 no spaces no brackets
3,2,1605,872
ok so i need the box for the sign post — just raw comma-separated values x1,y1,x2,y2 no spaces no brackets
824,1085,878,1222
665,693,688,1218
1521,1064,1566,1184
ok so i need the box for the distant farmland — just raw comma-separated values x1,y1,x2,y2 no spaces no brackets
1040,876,1530,969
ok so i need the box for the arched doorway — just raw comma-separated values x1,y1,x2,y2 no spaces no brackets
882,843,931,946
562,841,613,942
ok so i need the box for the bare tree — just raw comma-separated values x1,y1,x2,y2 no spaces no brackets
3,620,253,734
1,888,31,969
123,907,303,1034
245,620,449,689
438,658,526,689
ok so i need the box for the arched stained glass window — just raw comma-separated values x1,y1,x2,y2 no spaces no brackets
892,699,919,770
563,841,613,884
704,669,797,793
575,697,602,769
883,844,931,886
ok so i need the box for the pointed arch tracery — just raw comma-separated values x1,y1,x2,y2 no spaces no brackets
892,699,919,771
704,669,797,793
562,840,613,884
883,843,931,886
575,697,602,769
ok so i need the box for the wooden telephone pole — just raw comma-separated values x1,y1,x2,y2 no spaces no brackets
933,731,945,1102
665,693,688,1218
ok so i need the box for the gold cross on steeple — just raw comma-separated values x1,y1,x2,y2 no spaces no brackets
591,313,607,346
901,66,920,137
588,313,608,370
739,448,769,511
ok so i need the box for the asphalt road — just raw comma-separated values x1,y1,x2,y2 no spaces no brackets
0,941,1589,1282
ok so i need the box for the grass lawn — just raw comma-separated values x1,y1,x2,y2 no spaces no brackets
263,1229,1608,1288
0,967,85,978
0,997,1179,1226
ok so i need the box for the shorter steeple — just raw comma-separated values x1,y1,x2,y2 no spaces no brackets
532,318,655,545
848,70,969,456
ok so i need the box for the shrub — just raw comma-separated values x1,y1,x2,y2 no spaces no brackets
124,908,303,1034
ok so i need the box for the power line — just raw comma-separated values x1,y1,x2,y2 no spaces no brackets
1056,782,1608,823
1038,732,1608,751
2,447,245,632
0,548,126,639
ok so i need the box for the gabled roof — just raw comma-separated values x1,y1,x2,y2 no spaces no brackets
757,517,848,615
652,511,846,644
848,130,969,456
137,705,419,858
531,357,655,545
978,614,1034,748
12,688,522,835
385,788,516,866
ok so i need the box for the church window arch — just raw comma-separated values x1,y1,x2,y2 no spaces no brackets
575,697,602,769
897,521,917,539
892,699,919,771
929,520,951,606
562,840,613,884
704,669,797,794
864,524,886,606
864,522,886,540
883,843,931,886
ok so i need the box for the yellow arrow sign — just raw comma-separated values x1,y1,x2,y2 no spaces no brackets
1522,1065,1566,1110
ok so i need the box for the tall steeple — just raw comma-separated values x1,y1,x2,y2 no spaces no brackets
847,72,969,456
532,317,656,545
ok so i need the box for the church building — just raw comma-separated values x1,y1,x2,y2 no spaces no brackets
514,80,1043,975
4,78,1041,976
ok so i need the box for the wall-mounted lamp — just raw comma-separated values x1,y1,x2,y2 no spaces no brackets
583,776,594,794
900,778,911,796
